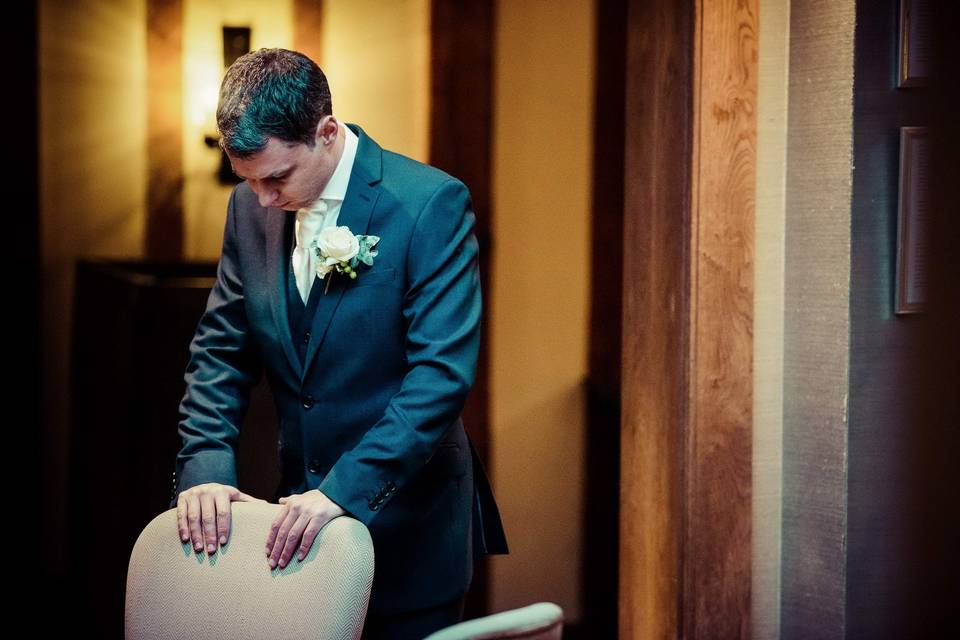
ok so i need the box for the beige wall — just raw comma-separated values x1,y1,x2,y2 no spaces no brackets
753,0,790,637
489,0,595,623
321,0,430,164
39,0,148,566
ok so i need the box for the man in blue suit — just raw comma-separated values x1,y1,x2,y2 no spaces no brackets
169,48,507,638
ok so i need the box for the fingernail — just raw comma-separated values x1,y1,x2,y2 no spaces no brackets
297,554,303,562
269,559,276,568
195,543,202,552
279,560,286,568
220,536,227,545
208,544,215,553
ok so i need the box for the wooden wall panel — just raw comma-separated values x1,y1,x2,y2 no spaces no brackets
146,0,183,260
621,0,756,637
293,0,324,66
584,0,628,635
687,0,757,635
620,1,693,637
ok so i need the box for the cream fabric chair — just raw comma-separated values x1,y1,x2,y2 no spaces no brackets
423,602,564,640
125,502,374,640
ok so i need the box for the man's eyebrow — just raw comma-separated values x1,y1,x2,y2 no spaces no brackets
231,166,292,180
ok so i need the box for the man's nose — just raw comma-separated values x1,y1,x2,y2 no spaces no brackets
253,184,279,208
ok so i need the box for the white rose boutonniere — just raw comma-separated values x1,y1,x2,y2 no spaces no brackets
311,225,381,294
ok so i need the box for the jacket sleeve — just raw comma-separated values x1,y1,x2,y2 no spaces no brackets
317,177,481,525
169,185,263,508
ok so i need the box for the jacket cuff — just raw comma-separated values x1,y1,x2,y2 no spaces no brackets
169,449,238,508
317,464,399,528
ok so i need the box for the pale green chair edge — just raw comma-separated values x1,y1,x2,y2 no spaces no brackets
422,602,564,640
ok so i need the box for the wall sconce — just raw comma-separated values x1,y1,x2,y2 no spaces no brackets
210,25,252,185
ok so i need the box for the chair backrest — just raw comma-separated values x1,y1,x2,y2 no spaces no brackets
423,602,564,640
125,503,374,640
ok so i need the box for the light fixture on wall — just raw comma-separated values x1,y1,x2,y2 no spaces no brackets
208,25,252,185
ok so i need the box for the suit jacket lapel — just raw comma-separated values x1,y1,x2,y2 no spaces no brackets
266,207,304,380
300,123,383,382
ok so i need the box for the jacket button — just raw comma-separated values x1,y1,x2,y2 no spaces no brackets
308,459,322,474
301,394,314,409
303,331,310,344
369,502,380,511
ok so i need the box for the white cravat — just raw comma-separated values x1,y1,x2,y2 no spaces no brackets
293,199,329,303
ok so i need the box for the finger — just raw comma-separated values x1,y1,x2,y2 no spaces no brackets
297,517,324,562
234,490,261,502
214,491,231,547
199,492,218,554
265,504,288,559
277,511,310,569
185,493,204,553
268,506,299,569
176,494,189,543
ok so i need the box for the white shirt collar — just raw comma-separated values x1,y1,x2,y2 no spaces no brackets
299,122,358,215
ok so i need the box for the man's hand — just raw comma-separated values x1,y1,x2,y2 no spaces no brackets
176,483,267,554
266,489,347,569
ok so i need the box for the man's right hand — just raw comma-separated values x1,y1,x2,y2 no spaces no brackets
176,483,267,555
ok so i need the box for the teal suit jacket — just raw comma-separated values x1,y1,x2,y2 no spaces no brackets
170,123,508,614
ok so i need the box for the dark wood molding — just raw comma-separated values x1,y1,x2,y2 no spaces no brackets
428,0,495,620
620,1,693,635
583,0,627,637
620,0,755,637
146,0,184,260
293,0,324,66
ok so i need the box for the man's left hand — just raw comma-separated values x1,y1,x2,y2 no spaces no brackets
266,489,347,569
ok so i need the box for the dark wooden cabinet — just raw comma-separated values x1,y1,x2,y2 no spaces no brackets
67,259,278,637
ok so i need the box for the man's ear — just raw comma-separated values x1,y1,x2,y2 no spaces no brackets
315,115,339,146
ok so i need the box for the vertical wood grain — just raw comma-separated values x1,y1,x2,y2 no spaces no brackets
621,0,756,637
687,0,757,635
621,1,693,636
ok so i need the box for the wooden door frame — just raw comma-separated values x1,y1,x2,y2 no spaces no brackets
620,0,757,637
428,0,496,619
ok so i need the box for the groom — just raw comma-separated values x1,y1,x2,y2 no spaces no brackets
169,48,507,637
